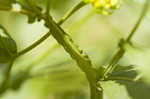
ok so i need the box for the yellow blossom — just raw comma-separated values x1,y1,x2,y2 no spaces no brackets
83,0,121,15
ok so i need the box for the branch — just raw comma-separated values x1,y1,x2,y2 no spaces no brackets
126,1,149,42
102,39,125,78
13,1,86,58
58,1,86,25
45,0,51,15
101,0,149,79
23,0,103,98
15,32,51,58
25,7,95,72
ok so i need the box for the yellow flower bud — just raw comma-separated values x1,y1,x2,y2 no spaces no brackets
83,0,121,15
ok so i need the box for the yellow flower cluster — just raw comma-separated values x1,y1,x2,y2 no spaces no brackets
83,0,121,14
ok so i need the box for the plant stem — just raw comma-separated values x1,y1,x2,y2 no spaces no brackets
57,1,86,25
46,0,51,15
0,60,14,93
24,0,103,98
126,1,149,42
25,10,95,71
102,0,149,79
88,75,103,99
15,32,51,58
102,39,125,78
45,14,102,99
15,1,86,58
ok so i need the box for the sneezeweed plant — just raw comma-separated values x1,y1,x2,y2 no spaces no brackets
0,0,149,99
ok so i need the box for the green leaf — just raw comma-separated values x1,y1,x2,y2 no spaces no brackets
106,65,150,99
0,25,17,63
107,65,137,80
116,80,150,99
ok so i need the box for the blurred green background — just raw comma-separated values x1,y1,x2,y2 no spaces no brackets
1,0,150,99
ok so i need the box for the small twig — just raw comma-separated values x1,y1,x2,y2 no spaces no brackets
58,1,86,25
46,0,51,15
126,1,149,42
15,32,51,58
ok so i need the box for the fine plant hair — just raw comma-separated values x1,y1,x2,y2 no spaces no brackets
0,0,149,99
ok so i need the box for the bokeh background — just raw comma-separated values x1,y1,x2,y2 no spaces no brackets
1,0,150,99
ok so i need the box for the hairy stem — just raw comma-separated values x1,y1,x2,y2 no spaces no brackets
15,1,86,58
33,3,101,98
25,9,95,71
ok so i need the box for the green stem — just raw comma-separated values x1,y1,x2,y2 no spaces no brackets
24,0,102,98
57,1,86,25
46,0,51,15
15,2,87,69
126,1,149,42
0,0,87,60
102,39,125,78
45,14,92,72
13,1,86,58
0,60,14,93
15,32,51,58
88,76,103,99
26,10,95,71
102,0,149,79
44,13,102,99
